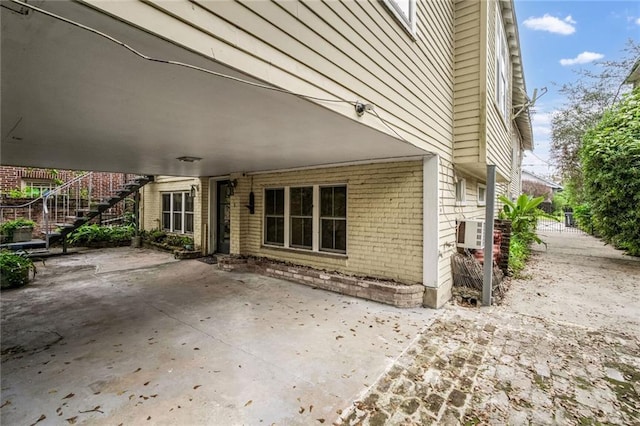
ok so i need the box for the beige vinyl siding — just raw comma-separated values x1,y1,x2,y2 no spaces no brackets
453,0,482,164
230,162,424,284
485,0,514,181
86,0,454,157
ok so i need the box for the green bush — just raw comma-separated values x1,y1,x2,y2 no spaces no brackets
0,250,34,289
0,218,36,241
68,224,135,245
507,235,529,277
165,234,194,248
580,88,640,255
551,191,569,215
498,194,558,245
572,204,594,234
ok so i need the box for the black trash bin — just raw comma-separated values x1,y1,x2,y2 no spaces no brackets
564,211,574,227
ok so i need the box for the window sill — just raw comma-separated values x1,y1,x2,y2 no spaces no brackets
455,201,467,207
261,244,348,260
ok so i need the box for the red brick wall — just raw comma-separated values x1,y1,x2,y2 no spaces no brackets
0,166,128,200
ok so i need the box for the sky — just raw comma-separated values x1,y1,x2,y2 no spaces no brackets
513,0,640,179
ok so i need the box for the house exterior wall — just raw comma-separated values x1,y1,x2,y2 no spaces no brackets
485,0,514,182
452,0,522,185
453,0,482,165
140,176,208,251
85,0,461,306
230,161,424,284
108,0,530,308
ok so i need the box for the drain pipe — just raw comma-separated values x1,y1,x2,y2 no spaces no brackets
482,165,496,306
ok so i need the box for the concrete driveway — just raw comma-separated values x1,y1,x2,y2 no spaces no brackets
1,248,438,425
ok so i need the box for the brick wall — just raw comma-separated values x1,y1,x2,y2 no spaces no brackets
494,219,512,274
0,166,127,197
230,161,424,285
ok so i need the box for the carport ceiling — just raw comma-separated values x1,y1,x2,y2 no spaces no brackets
1,1,427,177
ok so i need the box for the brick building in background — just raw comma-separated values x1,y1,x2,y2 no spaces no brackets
0,166,128,199
0,166,133,232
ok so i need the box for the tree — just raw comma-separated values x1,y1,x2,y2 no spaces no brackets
521,180,551,200
580,88,640,256
550,40,640,194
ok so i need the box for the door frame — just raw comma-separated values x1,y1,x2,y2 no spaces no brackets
208,176,230,254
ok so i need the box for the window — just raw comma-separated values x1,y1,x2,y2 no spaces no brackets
477,184,487,206
290,187,313,249
382,0,417,34
264,185,347,254
162,192,194,233
455,179,467,204
496,9,510,120
264,188,285,245
320,186,347,253
21,180,56,198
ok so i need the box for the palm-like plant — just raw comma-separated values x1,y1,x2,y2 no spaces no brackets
498,194,559,244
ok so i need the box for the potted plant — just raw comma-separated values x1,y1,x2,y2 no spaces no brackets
0,218,36,243
0,250,35,289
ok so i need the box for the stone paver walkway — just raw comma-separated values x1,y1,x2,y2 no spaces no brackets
338,231,640,425
337,307,639,425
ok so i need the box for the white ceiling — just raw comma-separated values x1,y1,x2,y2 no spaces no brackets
1,1,428,177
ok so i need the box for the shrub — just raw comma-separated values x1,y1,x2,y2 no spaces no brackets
507,235,529,277
572,204,594,234
0,250,34,289
68,224,135,245
580,88,640,256
165,234,194,248
498,194,559,245
142,229,167,243
552,191,569,215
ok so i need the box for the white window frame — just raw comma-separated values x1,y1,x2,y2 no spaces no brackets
477,183,487,206
264,187,285,246
455,179,467,205
496,9,510,121
21,179,57,198
263,185,347,255
161,191,194,234
382,0,417,36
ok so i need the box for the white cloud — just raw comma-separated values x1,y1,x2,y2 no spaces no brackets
532,111,552,137
523,14,576,35
559,51,604,66
636,17,640,25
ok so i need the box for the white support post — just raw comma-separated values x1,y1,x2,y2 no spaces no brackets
483,164,497,306
423,155,440,288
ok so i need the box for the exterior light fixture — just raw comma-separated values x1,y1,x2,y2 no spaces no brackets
227,179,238,196
176,156,202,163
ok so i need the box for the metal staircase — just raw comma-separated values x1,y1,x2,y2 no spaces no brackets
0,173,153,252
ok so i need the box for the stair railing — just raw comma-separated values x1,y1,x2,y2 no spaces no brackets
42,172,95,247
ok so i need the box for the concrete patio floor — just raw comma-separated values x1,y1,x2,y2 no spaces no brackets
0,248,438,425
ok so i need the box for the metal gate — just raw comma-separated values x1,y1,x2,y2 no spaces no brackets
537,217,586,234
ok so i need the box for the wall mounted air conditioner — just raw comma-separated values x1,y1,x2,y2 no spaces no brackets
457,220,485,249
